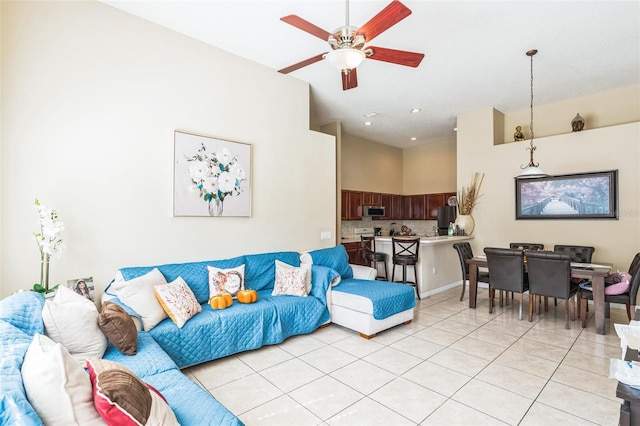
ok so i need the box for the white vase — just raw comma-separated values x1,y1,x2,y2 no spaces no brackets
455,214,475,235
208,198,224,216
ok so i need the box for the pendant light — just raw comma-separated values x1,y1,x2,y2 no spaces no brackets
517,49,547,178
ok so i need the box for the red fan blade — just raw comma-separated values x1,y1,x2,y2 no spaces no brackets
278,53,327,74
341,69,358,90
280,15,332,41
357,1,412,43
368,46,424,67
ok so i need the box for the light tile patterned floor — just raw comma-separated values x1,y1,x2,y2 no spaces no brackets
184,287,626,425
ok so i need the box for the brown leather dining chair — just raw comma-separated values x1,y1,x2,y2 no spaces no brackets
525,250,580,329
391,237,420,299
579,252,640,327
484,247,528,320
453,242,490,302
360,236,388,281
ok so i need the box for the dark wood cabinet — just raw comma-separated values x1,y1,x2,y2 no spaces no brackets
342,241,366,265
341,190,349,220
340,190,364,220
341,189,455,221
362,192,381,206
390,195,403,220
379,194,393,220
426,193,446,220
410,194,427,220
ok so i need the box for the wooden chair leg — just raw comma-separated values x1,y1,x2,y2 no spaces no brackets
569,296,576,321
580,298,588,328
544,296,549,312
489,287,494,314
535,295,541,315
499,290,504,307
529,294,534,322
565,300,571,329
627,304,633,321
459,279,466,301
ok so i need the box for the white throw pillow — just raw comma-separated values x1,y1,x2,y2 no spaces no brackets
208,264,245,298
272,260,309,297
21,334,105,426
154,277,202,328
115,268,168,331
299,251,341,287
42,286,107,363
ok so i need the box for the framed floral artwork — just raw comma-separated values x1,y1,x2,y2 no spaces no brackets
174,131,251,217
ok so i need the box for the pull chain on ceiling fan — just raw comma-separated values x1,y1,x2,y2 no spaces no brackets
278,0,425,90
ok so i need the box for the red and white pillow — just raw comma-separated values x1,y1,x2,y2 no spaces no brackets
86,358,179,425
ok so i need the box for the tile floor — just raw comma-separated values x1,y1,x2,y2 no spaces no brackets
184,287,627,425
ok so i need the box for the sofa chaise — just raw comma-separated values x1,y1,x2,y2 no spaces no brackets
1,245,416,424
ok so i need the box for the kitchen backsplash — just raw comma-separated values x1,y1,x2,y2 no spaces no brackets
341,218,438,238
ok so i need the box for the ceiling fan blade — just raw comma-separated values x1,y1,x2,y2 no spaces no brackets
368,46,424,67
357,1,412,43
280,15,332,41
278,53,327,74
341,69,358,90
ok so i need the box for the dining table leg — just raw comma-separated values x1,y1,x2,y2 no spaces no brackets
468,263,478,309
593,275,606,335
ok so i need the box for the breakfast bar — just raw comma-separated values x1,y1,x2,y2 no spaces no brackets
375,235,472,298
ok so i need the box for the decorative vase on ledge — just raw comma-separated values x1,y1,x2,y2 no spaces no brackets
455,214,475,235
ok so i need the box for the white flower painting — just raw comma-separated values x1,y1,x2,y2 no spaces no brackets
174,131,251,217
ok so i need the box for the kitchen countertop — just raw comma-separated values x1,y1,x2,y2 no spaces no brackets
341,235,472,244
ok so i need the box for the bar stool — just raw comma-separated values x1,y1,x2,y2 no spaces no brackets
360,236,388,280
391,237,421,299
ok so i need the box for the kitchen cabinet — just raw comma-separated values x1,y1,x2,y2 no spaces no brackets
426,193,445,220
410,194,427,220
391,195,404,220
402,196,412,220
378,194,393,220
362,192,381,206
341,189,456,221
341,190,349,220
342,241,366,265
341,190,363,220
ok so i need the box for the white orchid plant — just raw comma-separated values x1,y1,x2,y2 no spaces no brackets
33,199,64,293
185,143,246,206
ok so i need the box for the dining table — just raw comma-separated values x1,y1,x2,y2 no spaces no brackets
466,256,613,335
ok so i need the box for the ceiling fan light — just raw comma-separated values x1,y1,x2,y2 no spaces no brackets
325,48,365,72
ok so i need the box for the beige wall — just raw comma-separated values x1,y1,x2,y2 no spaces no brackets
341,133,403,194
403,139,457,195
458,101,640,271
340,133,457,195
0,1,336,298
502,84,640,144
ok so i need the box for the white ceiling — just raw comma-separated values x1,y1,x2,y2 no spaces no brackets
102,0,640,149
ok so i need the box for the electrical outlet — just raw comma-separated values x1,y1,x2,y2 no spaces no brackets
320,231,331,240
432,266,437,275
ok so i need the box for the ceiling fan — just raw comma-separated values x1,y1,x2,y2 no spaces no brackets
278,0,425,90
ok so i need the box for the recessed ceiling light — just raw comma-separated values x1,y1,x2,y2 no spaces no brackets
410,137,417,141
363,112,379,118
364,121,373,126
410,108,421,113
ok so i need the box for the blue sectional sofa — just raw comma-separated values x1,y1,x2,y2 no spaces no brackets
1,246,415,424
0,291,241,426
106,251,339,368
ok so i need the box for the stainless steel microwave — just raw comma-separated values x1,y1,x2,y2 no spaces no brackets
363,206,385,216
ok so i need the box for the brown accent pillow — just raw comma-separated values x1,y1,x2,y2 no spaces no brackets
98,301,137,355
86,358,178,425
